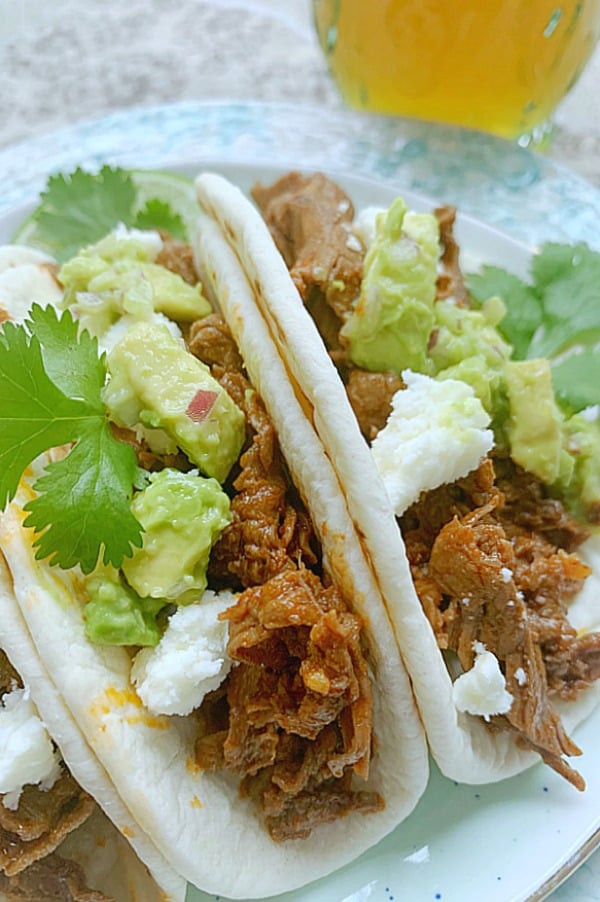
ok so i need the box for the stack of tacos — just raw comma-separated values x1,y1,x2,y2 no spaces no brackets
0,187,428,899
194,169,600,792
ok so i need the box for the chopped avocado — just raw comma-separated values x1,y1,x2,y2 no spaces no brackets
341,198,440,374
559,409,600,520
84,569,165,646
504,359,563,485
103,321,246,483
121,468,232,603
59,229,211,336
431,299,512,413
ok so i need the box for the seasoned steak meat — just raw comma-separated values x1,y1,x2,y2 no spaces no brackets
189,315,379,837
252,171,364,350
0,852,111,901
402,458,593,789
196,569,382,841
434,205,469,306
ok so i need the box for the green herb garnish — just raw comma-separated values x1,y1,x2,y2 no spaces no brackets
468,241,600,413
0,304,143,572
22,166,189,261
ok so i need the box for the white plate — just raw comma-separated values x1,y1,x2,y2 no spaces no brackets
1,104,600,902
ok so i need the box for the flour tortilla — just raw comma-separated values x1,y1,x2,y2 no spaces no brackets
194,170,600,787
0,217,428,898
0,552,185,902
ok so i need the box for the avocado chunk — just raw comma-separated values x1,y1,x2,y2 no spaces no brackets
121,468,232,604
505,358,563,484
84,569,165,647
341,197,439,374
103,321,246,482
60,230,212,331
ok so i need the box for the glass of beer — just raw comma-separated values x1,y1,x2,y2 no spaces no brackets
312,0,600,144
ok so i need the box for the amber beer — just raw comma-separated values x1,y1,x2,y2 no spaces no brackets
313,0,600,141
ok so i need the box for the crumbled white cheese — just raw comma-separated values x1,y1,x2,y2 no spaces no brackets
371,370,494,516
500,567,513,583
452,642,513,721
514,667,527,686
0,245,55,272
345,232,363,253
351,205,386,250
131,590,237,716
0,687,62,808
0,263,62,323
110,223,163,259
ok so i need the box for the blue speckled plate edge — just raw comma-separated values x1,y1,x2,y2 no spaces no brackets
0,100,599,250
1,100,600,902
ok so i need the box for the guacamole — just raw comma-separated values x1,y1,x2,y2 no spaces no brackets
122,468,232,604
103,321,246,483
341,198,439,374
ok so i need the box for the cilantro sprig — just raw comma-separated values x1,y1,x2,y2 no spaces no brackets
26,166,188,262
468,242,600,413
0,305,143,573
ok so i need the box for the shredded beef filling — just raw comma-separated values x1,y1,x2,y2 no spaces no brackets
0,853,111,902
155,231,199,285
188,315,380,838
195,569,382,841
434,205,469,306
401,457,595,789
252,171,364,352
345,369,405,442
0,652,100,891
0,770,96,881
252,171,404,439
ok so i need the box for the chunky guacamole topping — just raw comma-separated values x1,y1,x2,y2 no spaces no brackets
122,469,232,604
60,227,211,335
84,568,166,646
341,198,439,374
343,195,600,519
103,321,246,483
55,227,242,645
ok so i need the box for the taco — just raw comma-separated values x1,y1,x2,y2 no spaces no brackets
194,169,600,792
0,197,428,899
0,551,185,902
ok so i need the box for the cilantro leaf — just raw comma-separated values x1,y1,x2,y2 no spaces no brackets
133,198,186,239
33,167,137,262
528,243,600,359
0,320,89,507
0,305,143,573
23,418,142,572
551,350,600,413
468,241,600,412
467,266,542,359
25,303,106,406
21,166,196,262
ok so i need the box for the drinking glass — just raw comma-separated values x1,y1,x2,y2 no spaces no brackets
312,0,600,145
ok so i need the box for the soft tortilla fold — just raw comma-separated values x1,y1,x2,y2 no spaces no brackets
194,170,600,788
0,211,428,898
0,552,185,902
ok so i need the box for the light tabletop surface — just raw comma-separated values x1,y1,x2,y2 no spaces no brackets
1,2,600,902
1,0,600,187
